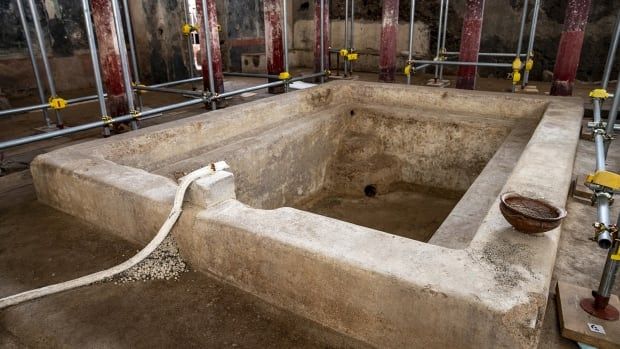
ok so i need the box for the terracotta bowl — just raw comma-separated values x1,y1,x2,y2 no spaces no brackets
499,192,567,234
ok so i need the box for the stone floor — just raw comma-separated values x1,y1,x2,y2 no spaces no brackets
1,74,619,348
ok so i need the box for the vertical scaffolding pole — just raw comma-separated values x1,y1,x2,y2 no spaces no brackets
263,0,285,94
605,70,620,150
110,0,137,130
314,0,329,83
26,0,63,128
522,0,540,88
182,0,196,90
550,0,592,96
580,94,620,321
198,0,224,96
344,0,349,76
91,0,130,122
438,0,449,81
455,0,485,90
379,0,399,83
512,0,529,92
283,0,290,92
349,0,354,74
200,0,217,110
81,0,111,136
406,0,416,85
121,0,142,110
602,10,620,91
434,0,445,81
16,0,51,128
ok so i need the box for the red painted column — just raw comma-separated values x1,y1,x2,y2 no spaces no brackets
196,0,224,96
91,0,127,117
263,0,285,94
456,0,484,90
550,0,592,96
314,0,330,81
379,0,399,83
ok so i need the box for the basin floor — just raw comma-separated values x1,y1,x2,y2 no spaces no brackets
296,188,461,241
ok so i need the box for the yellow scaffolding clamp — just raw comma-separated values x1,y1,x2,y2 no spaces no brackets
347,50,358,61
589,89,610,100
182,23,197,36
339,48,348,57
278,71,291,80
49,96,67,110
525,52,534,72
511,57,522,85
585,170,620,193
404,64,412,77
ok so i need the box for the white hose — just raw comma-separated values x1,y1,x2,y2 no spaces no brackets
0,161,229,310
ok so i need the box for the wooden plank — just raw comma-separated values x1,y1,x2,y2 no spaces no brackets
573,174,594,200
556,281,620,349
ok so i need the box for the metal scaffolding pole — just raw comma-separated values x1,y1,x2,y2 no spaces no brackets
605,70,620,153
579,95,620,320
445,51,526,57
200,0,217,110
434,0,445,80
0,98,205,150
349,0,355,74
110,0,138,130
406,0,416,85
135,85,204,97
26,0,63,128
438,0,449,81
182,0,196,90
415,60,511,68
512,0,529,92
121,0,143,110
15,0,51,128
515,0,528,59
344,0,349,76
81,0,111,136
602,10,620,91
320,0,325,84
522,0,540,88
283,0,290,91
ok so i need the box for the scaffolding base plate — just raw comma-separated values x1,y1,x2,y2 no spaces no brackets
557,281,620,349
329,74,359,80
34,124,61,133
426,79,450,87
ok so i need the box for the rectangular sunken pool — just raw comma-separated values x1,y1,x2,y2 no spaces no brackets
31,81,582,348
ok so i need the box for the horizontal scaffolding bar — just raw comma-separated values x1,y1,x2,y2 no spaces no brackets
135,85,204,97
444,52,527,57
224,72,280,79
413,60,512,68
0,94,105,119
0,71,328,151
0,98,204,150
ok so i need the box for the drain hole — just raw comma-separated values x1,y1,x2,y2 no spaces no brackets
364,185,377,197
350,110,355,116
